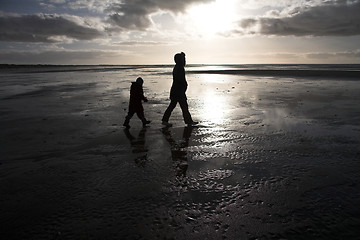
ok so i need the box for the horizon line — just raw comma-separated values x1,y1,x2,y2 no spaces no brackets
1,63,360,67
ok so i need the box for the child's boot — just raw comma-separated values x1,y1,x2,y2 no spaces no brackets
123,117,131,129
142,118,151,127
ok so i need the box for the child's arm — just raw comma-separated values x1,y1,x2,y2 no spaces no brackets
140,87,148,102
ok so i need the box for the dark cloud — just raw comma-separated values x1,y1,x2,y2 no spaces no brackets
239,19,257,29
307,49,360,59
0,49,123,64
106,0,214,30
113,41,166,46
0,13,103,43
239,0,360,36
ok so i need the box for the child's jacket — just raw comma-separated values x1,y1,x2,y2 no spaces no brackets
129,82,146,111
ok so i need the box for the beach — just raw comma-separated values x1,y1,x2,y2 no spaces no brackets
1,64,360,239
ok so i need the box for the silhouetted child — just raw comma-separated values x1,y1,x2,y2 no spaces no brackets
123,77,151,128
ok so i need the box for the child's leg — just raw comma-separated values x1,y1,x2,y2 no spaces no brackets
123,111,135,128
136,110,150,126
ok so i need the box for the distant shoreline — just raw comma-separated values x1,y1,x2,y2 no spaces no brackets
1,64,360,79
1,63,360,67
186,69,360,79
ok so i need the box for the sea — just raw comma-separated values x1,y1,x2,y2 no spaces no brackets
1,64,359,100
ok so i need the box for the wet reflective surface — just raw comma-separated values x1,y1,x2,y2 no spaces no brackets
1,66,360,239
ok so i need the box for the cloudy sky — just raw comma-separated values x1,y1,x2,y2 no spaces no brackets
0,0,359,64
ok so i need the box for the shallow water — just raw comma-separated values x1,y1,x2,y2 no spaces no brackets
1,65,360,239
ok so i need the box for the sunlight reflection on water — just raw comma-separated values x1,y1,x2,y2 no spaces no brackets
200,91,228,125
189,74,236,126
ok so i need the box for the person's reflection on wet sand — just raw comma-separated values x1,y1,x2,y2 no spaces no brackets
161,126,194,177
123,128,148,167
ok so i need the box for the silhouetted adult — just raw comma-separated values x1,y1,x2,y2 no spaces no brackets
162,52,198,127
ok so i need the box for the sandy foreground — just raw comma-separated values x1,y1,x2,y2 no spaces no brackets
1,67,360,239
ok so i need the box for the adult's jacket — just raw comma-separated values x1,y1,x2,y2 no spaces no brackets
170,64,188,101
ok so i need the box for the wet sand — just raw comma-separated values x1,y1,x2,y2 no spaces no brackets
1,66,360,239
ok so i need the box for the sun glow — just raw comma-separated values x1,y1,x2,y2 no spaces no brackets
186,0,238,37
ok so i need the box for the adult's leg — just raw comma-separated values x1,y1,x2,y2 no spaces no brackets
179,99,193,124
162,100,177,122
